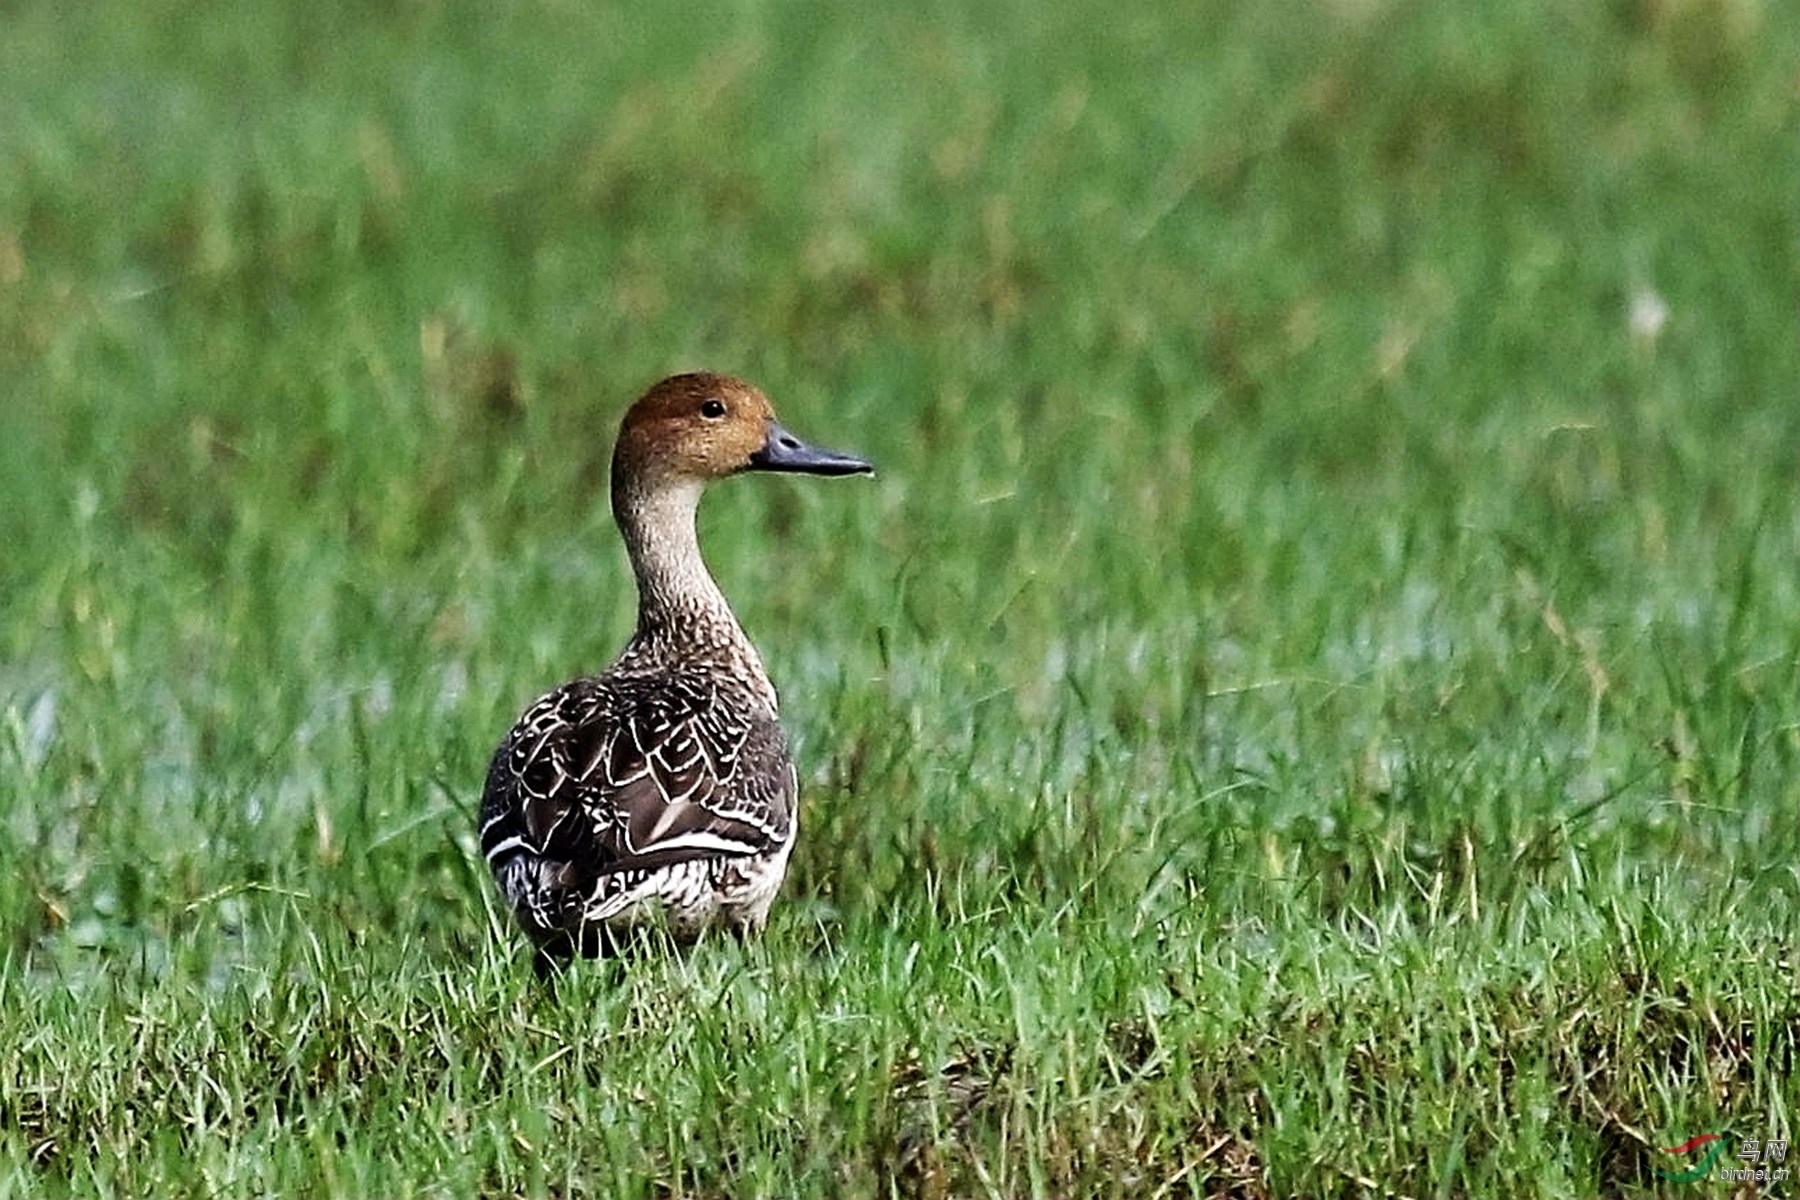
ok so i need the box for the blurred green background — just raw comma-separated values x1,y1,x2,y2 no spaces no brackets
0,1,1794,1195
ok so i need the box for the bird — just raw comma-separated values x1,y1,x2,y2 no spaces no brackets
478,371,872,975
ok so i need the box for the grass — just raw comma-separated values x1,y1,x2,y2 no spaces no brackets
1,0,1795,1195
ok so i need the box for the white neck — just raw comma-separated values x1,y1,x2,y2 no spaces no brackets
614,476,735,633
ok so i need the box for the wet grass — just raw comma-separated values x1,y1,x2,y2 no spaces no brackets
1,0,1796,1195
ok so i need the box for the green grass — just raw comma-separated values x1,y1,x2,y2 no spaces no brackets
1,0,1796,1195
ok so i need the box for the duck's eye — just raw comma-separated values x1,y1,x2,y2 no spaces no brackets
699,399,727,420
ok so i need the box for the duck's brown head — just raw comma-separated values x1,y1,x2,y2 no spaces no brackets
613,372,873,488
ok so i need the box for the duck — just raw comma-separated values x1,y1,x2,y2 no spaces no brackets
478,371,872,974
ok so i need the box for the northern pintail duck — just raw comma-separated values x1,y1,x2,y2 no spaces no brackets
479,372,872,972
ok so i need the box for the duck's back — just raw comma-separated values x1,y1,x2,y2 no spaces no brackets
478,651,798,954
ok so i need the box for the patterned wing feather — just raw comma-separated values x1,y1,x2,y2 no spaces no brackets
480,670,795,898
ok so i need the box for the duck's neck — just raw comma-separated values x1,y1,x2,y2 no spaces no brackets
614,477,738,638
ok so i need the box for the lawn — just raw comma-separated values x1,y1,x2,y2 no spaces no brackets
0,0,1795,1196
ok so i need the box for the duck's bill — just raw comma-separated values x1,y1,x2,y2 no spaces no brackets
749,421,874,476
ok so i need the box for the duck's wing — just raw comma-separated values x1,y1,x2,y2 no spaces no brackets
479,672,796,883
